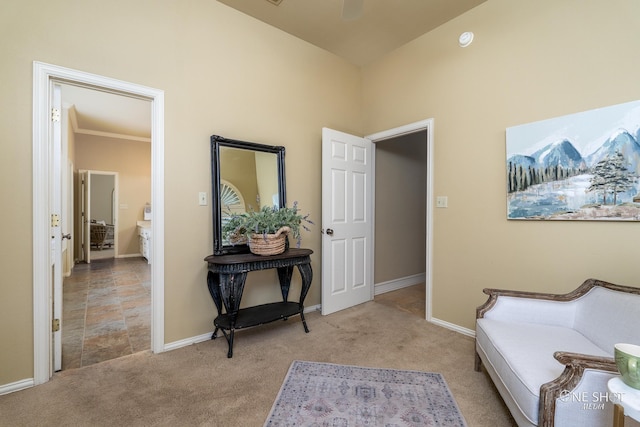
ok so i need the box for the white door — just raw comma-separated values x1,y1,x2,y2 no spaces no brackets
321,128,373,315
51,83,63,371
80,170,91,263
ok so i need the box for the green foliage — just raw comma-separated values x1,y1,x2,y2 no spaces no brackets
222,201,313,247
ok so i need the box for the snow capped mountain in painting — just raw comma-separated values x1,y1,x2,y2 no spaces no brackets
584,129,640,174
507,139,585,172
531,139,584,169
506,154,536,169
507,129,640,174
506,129,640,196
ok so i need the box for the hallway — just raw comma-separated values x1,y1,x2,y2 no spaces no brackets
61,257,151,369
374,283,425,318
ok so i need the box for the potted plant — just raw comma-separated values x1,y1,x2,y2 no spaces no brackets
222,201,313,255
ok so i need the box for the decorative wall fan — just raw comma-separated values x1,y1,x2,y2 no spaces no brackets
342,0,364,20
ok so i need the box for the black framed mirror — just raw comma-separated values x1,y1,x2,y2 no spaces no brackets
210,135,286,255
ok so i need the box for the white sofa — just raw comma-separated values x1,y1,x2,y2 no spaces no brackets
475,278,640,427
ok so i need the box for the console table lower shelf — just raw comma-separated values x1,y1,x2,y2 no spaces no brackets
212,302,309,352
204,248,313,358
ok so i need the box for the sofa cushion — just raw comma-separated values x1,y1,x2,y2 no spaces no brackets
573,286,640,352
476,318,611,425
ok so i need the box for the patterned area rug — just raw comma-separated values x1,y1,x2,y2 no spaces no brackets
264,360,468,426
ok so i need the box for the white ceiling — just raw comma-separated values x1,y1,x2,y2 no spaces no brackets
61,84,151,142
217,0,486,66
61,0,485,138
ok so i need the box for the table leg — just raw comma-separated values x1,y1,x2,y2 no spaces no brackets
217,272,247,358
613,403,624,427
297,263,313,304
297,262,313,333
227,330,235,358
207,271,222,339
206,271,223,312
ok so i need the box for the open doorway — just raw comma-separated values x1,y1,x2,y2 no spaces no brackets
61,84,151,369
373,131,428,318
32,62,165,385
366,119,434,321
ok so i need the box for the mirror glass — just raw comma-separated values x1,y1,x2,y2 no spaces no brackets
210,135,286,255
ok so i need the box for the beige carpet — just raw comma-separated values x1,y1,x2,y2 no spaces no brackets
0,300,516,426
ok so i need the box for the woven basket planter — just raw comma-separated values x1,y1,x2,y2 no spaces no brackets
249,226,290,256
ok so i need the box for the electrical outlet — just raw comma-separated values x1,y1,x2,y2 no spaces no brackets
436,196,448,208
198,192,207,206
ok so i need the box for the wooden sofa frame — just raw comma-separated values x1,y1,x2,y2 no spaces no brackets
475,278,640,427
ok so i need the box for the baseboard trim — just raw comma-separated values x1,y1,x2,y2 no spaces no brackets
430,317,475,337
0,378,34,396
162,304,322,352
304,304,321,313
373,275,475,338
164,333,212,352
374,273,425,295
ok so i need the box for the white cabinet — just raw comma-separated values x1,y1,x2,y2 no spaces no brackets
137,221,151,264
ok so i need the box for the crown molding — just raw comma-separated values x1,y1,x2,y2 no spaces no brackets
67,104,150,142
74,127,151,143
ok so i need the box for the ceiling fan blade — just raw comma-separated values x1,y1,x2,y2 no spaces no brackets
342,0,364,21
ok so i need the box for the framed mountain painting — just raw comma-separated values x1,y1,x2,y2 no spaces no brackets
506,100,640,221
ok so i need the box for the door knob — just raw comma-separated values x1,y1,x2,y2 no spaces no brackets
326,228,334,236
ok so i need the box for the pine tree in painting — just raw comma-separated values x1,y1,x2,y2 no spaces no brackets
587,151,637,205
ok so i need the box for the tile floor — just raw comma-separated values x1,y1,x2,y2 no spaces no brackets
61,257,151,370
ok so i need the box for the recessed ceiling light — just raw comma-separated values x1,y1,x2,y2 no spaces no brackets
459,32,474,48
265,0,283,5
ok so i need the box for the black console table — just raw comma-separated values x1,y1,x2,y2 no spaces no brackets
204,248,313,358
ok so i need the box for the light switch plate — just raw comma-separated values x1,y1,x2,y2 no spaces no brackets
199,192,207,206
436,196,448,208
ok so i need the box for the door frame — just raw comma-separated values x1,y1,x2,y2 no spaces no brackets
366,118,434,321
32,61,165,384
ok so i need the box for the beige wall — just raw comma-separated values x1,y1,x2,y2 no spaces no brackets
220,147,260,210
0,0,361,385
255,151,279,208
362,0,640,329
75,135,151,256
374,133,427,283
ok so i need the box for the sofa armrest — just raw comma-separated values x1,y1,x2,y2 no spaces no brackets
538,351,617,427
